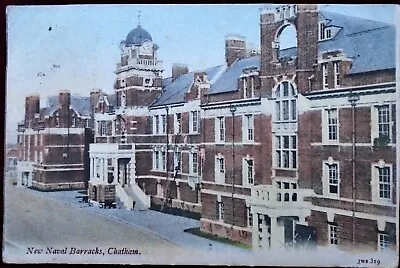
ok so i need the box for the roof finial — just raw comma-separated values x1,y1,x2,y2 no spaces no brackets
138,10,141,27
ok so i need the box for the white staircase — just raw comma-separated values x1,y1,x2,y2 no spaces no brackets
115,183,150,211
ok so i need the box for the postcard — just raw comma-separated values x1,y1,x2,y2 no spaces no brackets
3,4,399,266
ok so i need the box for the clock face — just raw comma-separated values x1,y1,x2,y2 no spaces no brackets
142,42,151,51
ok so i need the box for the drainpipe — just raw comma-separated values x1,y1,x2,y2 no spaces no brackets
230,105,237,234
165,106,169,207
348,92,359,251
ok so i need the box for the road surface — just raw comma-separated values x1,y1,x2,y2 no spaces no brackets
3,179,189,264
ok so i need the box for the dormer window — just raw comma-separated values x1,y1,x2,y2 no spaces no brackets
144,78,153,87
71,114,76,127
319,21,333,41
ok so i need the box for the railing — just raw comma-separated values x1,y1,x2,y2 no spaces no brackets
250,184,313,208
116,59,163,72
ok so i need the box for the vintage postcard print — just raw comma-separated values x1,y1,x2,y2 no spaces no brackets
3,4,399,266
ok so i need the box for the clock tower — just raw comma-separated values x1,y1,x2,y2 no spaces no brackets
114,20,163,109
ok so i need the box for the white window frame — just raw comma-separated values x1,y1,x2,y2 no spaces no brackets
371,162,393,205
274,81,297,122
154,115,160,134
243,78,248,98
318,22,325,41
243,157,254,185
174,150,182,172
322,108,339,143
161,115,167,134
378,233,389,251
215,116,225,143
333,61,340,88
190,111,199,134
325,27,332,39
174,113,182,134
85,119,90,128
247,207,253,227
153,150,160,170
100,121,107,136
39,151,43,163
161,151,166,171
275,135,297,169
377,105,391,140
215,155,225,184
243,114,254,143
323,161,340,197
329,224,338,245
190,152,198,175
322,63,328,89
217,201,224,221
250,76,255,98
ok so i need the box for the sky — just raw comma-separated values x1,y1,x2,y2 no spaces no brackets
5,4,396,144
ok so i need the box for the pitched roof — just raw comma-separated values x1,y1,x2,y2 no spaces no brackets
151,65,224,106
42,95,91,117
148,11,395,106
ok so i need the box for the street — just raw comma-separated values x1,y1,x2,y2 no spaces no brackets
2,178,190,264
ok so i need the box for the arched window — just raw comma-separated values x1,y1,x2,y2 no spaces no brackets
274,81,297,122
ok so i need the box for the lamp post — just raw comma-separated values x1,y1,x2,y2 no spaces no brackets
348,92,359,251
230,105,237,232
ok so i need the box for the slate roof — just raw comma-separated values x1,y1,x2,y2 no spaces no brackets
149,11,395,106
42,95,92,117
151,65,224,106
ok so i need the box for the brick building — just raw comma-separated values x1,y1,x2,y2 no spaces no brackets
16,91,93,190
85,4,396,252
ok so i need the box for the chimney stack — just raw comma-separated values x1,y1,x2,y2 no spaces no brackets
25,95,40,122
172,64,189,81
225,35,247,66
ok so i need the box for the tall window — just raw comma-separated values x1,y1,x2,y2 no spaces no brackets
175,113,182,134
154,151,160,170
215,155,225,184
329,224,338,245
247,207,253,227
216,117,225,142
326,163,339,195
174,151,182,172
378,105,390,139
275,81,297,122
243,78,248,98
161,115,167,134
217,201,224,221
244,114,254,142
322,63,328,89
378,167,391,200
334,61,340,88
326,28,332,39
250,76,255,98
276,135,297,169
154,115,160,134
191,152,198,175
327,109,338,141
244,158,254,185
378,233,389,251
85,119,90,128
100,121,107,136
161,151,166,171
191,111,199,133
319,22,325,40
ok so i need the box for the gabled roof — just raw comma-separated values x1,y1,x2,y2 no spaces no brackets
148,10,395,106
42,95,91,117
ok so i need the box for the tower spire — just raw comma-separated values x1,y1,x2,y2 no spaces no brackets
138,10,141,27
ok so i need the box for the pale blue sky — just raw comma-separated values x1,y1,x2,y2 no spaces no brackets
6,4,396,143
